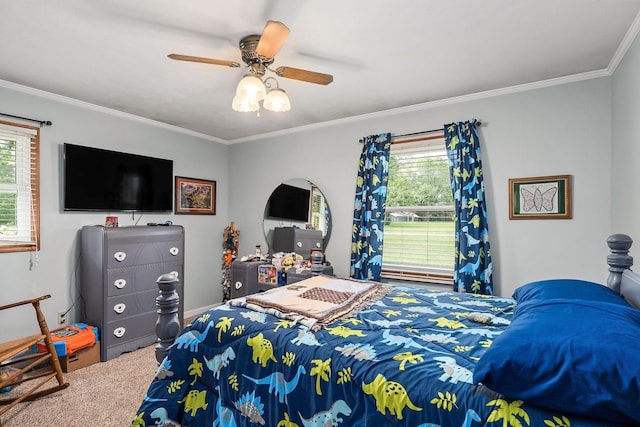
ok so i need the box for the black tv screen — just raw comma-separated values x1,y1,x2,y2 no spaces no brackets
267,183,310,222
63,143,173,212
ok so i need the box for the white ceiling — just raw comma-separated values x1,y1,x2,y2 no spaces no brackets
1,0,640,143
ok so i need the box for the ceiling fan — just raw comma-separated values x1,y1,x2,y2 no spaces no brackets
167,20,334,86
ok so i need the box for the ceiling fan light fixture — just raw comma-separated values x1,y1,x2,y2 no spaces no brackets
232,95,259,112
168,20,334,116
235,74,266,101
263,88,291,112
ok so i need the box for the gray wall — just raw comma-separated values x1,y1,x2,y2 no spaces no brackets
612,30,640,252
0,85,229,340
230,77,614,299
4,29,639,341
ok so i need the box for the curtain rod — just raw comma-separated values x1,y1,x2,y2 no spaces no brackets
0,112,52,127
359,120,482,143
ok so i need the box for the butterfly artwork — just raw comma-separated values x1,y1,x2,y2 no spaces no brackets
520,184,557,213
509,175,571,220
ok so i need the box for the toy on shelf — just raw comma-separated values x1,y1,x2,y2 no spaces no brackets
239,245,268,263
271,252,305,271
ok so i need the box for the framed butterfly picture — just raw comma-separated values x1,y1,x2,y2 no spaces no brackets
509,175,572,220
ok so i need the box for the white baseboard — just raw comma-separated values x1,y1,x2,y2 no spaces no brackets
185,303,222,320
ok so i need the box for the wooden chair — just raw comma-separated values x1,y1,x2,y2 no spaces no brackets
0,295,69,418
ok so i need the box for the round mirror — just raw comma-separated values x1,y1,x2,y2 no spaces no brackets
263,179,331,253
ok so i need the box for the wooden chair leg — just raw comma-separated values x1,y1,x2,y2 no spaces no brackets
0,296,70,419
33,300,66,388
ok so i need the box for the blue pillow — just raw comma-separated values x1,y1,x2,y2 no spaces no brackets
512,279,630,306
473,299,640,425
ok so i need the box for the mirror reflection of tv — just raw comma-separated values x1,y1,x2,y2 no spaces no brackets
266,183,310,222
63,143,173,212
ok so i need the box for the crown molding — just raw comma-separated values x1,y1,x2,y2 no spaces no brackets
0,79,228,144
0,66,616,146
608,10,640,73
228,68,610,144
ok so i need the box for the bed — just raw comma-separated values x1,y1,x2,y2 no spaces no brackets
132,234,640,426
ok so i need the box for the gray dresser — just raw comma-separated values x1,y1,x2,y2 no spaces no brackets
230,260,267,299
272,227,323,256
80,225,184,361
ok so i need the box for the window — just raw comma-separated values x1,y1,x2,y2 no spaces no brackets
310,186,329,236
0,120,40,253
382,136,454,284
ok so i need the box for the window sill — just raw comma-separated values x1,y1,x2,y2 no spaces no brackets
0,243,38,253
381,268,453,285
380,277,453,291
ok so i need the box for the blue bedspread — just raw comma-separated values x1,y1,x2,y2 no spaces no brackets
132,285,620,427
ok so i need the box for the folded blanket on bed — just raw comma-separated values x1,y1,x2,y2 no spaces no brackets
229,275,391,329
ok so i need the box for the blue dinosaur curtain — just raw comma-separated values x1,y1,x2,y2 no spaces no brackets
444,120,493,294
350,133,391,281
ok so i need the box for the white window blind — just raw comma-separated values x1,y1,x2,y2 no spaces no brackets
382,137,454,284
0,121,40,252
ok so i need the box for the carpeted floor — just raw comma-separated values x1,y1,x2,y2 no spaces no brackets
1,344,157,427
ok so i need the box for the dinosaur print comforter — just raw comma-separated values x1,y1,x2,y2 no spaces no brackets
132,285,618,427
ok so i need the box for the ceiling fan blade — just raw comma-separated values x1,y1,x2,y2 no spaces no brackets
275,66,334,85
168,54,240,68
255,20,290,58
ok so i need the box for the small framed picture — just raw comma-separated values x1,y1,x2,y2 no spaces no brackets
509,175,572,220
175,176,216,215
105,216,118,227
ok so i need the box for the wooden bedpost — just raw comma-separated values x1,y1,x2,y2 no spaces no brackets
311,250,324,276
606,234,633,293
155,273,181,364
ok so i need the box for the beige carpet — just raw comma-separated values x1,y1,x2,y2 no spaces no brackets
1,344,157,427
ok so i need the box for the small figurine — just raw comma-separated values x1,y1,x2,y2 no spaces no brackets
223,249,234,267
281,254,295,270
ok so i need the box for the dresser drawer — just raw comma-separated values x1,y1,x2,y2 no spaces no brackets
103,311,158,348
106,239,183,269
105,289,159,322
106,264,183,296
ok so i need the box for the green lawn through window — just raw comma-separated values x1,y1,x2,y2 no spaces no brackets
382,220,455,268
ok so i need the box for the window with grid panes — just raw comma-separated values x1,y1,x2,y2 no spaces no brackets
381,136,454,284
0,120,40,253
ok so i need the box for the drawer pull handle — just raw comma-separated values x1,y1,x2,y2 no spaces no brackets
114,279,127,289
169,247,179,256
235,281,243,290
113,303,126,314
114,251,127,262
296,241,303,248
113,327,126,338
315,242,321,248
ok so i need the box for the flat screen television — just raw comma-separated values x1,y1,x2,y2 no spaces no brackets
266,183,311,222
63,143,173,212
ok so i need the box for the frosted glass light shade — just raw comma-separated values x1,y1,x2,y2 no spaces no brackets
235,75,266,101
232,95,259,112
263,88,291,112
